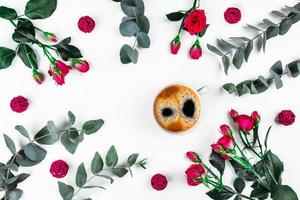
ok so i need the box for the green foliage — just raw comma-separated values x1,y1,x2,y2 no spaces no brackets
207,2,300,74
114,0,150,64
58,146,146,200
166,12,185,21
17,43,38,69
0,111,104,199
25,0,57,19
209,151,225,175
0,6,18,20
54,37,83,61
0,47,16,69
223,60,300,96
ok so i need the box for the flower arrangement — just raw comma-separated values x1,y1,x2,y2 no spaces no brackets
0,111,104,199
185,110,298,200
58,146,147,200
207,3,300,74
112,0,150,64
0,0,89,85
167,0,208,59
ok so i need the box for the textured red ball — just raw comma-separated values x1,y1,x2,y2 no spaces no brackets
78,16,95,33
10,96,29,113
50,160,69,178
151,174,168,191
224,7,241,24
277,110,296,126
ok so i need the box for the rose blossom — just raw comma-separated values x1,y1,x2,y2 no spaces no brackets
186,151,201,163
78,16,95,33
185,164,206,186
224,7,241,24
230,109,259,132
10,96,29,113
151,174,168,191
277,110,296,126
217,135,235,149
184,9,207,35
50,160,69,178
220,124,231,136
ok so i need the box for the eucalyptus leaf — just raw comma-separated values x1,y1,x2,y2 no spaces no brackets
97,175,114,184
82,119,104,135
121,0,144,17
6,188,23,200
287,61,300,77
279,18,293,35
112,168,128,178
271,10,286,18
24,143,46,162
68,111,76,127
119,20,140,37
222,55,230,74
91,152,104,175
274,75,283,89
232,47,244,69
207,44,224,56
223,83,236,94
4,134,16,155
137,32,150,48
127,153,139,167
58,182,74,200
61,131,78,154
244,41,253,62
76,163,87,188
271,61,283,75
120,44,139,64
106,146,118,167
34,126,56,145
266,26,279,39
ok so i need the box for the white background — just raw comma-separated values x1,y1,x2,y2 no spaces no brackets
0,0,300,199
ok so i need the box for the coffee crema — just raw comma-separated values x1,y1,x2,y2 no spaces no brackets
153,84,201,132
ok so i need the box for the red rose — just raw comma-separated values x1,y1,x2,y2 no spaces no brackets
230,110,259,132
217,135,235,149
50,160,69,178
185,164,205,186
220,124,231,136
10,96,29,113
78,16,95,33
151,174,168,191
184,9,207,35
186,151,201,163
224,7,241,24
277,110,296,126
72,59,90,73
170,35,181,54
189,39,202,59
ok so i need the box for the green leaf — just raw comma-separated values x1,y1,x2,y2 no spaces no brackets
244,41,253,62
68,111,76,126
121,0,144,17
230,160,256,181
234,196,242,200
34,126,56,145
122,0,137,7
0,6,18,20
166,12,185,21
47,121,58,140
218,39,237,49
136,15,150,33
17,43,38,69
209,151,225,175
0,47,16,69
137,32,150,48
263,19,277,26
15,125,31,140
112,168,129,177
7,173,30,185
12,19,36,43
287,61,300,77
271,61,283,75
106,146,118,167
250,186,270,199
286,6,300,14
223,83,236,94
271,10,286,18
83,185,106,190
119,20,140,37
120,44,139,64
266,26,279,39
247,24,262,31
82,119,104,135
25,0,57,19
15,152,40,167
4,134,16,154
274,75,283,89
76,163,87,188
258,76,269,87
24,143,47,162
232,47,244,69
97,175,114,184
61,130,79,154
58,182,74,200
265,151,284,183
233,177,245,193
6,189,23,200
271,185,298,200
207,44,224,56
55,44,82,61
206,187,235,200
127,153,139,167
262,32,267,52
91,152,104,175
222,55,230,75
279,18,293,35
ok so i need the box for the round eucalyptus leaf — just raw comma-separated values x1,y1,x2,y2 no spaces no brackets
137,32,150,48
137,15,150,33
120,44,139,64
61,131,78,154
121,0,144,17
119,20,140,37
24,143,47,162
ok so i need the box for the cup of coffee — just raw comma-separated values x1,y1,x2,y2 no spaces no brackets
153,84,205,133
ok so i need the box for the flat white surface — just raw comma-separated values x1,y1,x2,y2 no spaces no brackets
0,0,300,199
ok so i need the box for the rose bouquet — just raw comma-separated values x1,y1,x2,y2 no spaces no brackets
185,110,298,200
0,0,89,85
167,0,208,59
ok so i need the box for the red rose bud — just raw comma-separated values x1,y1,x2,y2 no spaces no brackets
55,61,72,75
189,40,202,59
50,160,69,178
49,67,66,86
184,9,207,35
151,174,168,191
217,135,235,150
224,7,241,24
277,110,296,126
10,96,29,113
72,59,90,73
186,151,201,163
32,70,44,85
44,32,57,43
230,109,238,119
185,164,206,186
251,111,260,124
220,124,232,136
78,16,96,33
170,35,181,54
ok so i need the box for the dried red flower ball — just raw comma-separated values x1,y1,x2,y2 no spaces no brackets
78,16,95,33
224,7,241,24
151,174,168,191
277,110,296,126
10,96,29,113
50,160,69,178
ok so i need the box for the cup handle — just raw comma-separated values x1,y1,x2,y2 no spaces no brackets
197,86,208,96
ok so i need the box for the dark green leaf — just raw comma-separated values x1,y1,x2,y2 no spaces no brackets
250,186,270,199
56,44,82,61
253,78,269,93
91,152,104,175
265,151,284,184
68,111,76,126
127,153,139,167
12,19,36,43
97,175,114,184
258,76,269,87
234,196,242,200
209,151,225,174
17,43,38,69
24,143,46,162
266,26,279,39
234,177,245,193
279,18,293,35
274,75,283,89
286,6,300,14
136,15,150,33
263,19,277,26
15,152,40,167
82,119,104,135
76,163,87,188
112,168,128,177
6,189,23,200
206,186,235,200
106,146,118,167
271,10,286,18
4,134,16,154
223,83,236,94
7,173,30,185
34,126,56,145
121,0,144,17
207,44,224,56
120,44,139,64
58,181,74,200
271,61,283,75
230,160,256,181
244,41,253,62
287,61,300,77
0,6,18,20
119,20,140,37
137,32,150,48
61,130,78,154
271,185,298,200
83,185,106,190
166,12,185,21
0,47,16,69
222,55,230,75
122,0,137,7
232,47,244,69
262,32,267,52
218,39,237,49
25,0,57,19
